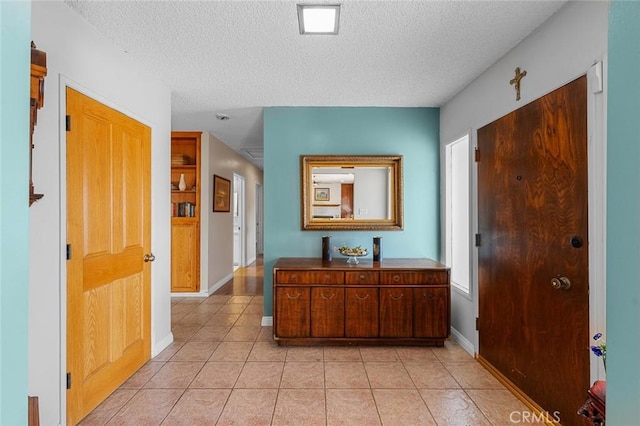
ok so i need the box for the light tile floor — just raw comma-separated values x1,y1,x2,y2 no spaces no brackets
80,295,539,425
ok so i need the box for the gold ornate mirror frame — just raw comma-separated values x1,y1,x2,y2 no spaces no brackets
301,155,404,231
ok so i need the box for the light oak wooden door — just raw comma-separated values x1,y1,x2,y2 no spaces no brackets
66,87,151,425
478,76,588,426
170,221,200,292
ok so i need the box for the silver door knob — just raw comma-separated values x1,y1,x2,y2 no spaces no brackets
143,253,155,262
551,276,571,290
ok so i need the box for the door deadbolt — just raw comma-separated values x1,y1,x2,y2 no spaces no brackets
551,276,571,290
570,235,584,248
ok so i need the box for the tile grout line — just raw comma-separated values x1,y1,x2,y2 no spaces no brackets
158,296,208,425
460,388,497,426
220,296,254,425
360,347,385,425
98,388,140,425
170,295,231,425
322,352,328,426
398,347,441,425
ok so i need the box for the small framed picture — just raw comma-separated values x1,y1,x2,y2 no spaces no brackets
213,174,231,212
314,187,330,201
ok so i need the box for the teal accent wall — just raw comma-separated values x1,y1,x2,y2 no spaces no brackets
607,1,640,423
0,1,31,424
263,107,440,316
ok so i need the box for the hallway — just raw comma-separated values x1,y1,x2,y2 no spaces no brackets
79,258,537,425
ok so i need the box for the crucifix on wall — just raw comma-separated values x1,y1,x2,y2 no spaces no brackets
510,67,527,101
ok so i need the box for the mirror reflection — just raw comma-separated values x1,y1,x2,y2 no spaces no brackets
301,155,403,231
311,167,391,220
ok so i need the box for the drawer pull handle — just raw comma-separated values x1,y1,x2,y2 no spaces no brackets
324,274,331,282
290,274,297,282
389,293,404,300
393,275,400,282
321,292,336,300
359,274,366,280
286,293,301,299
355,293,369,300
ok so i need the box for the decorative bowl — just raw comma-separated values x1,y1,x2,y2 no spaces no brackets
337,246,368,264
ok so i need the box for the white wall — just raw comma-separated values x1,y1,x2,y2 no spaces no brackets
30,2,172,424
201,132,263,293
353,168,388,219
313,183,341,218
440,1,608,359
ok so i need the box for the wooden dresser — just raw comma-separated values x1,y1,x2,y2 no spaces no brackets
273,257,450,346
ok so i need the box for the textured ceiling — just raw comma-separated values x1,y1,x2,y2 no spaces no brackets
65,0,567,169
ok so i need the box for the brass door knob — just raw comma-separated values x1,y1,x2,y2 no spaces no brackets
143,253,155,262
551,276,571,290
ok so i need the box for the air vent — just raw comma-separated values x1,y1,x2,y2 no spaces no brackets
242,148,264,159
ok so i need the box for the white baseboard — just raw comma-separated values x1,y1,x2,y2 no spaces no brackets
208,272,234,294
171,290,210,297
152,332,174,358
246,255,256,265
170,272,234,298
450,327,475,357
262,316,273,327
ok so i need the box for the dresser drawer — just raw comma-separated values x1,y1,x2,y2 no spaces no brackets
345,271,380,285
276,270,344,284
380,271,448,285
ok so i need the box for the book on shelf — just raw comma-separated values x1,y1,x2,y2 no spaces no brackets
172,202,196,217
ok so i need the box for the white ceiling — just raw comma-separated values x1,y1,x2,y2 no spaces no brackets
64,0,567,169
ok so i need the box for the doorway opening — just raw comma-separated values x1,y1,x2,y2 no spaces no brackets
255,182,264,255
233,173,245,271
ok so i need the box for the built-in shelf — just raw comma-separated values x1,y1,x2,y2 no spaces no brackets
171,132,201,292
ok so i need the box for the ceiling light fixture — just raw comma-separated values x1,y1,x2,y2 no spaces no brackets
297,4,340,35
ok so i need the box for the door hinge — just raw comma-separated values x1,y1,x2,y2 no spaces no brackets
476,317,479,331
475,234,482,247
66,372,71,390
474,147,480,162
66,244,72,260
66,115,71,132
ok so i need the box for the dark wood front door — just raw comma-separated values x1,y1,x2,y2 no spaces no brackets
341,183,353,219
477,76,589,426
